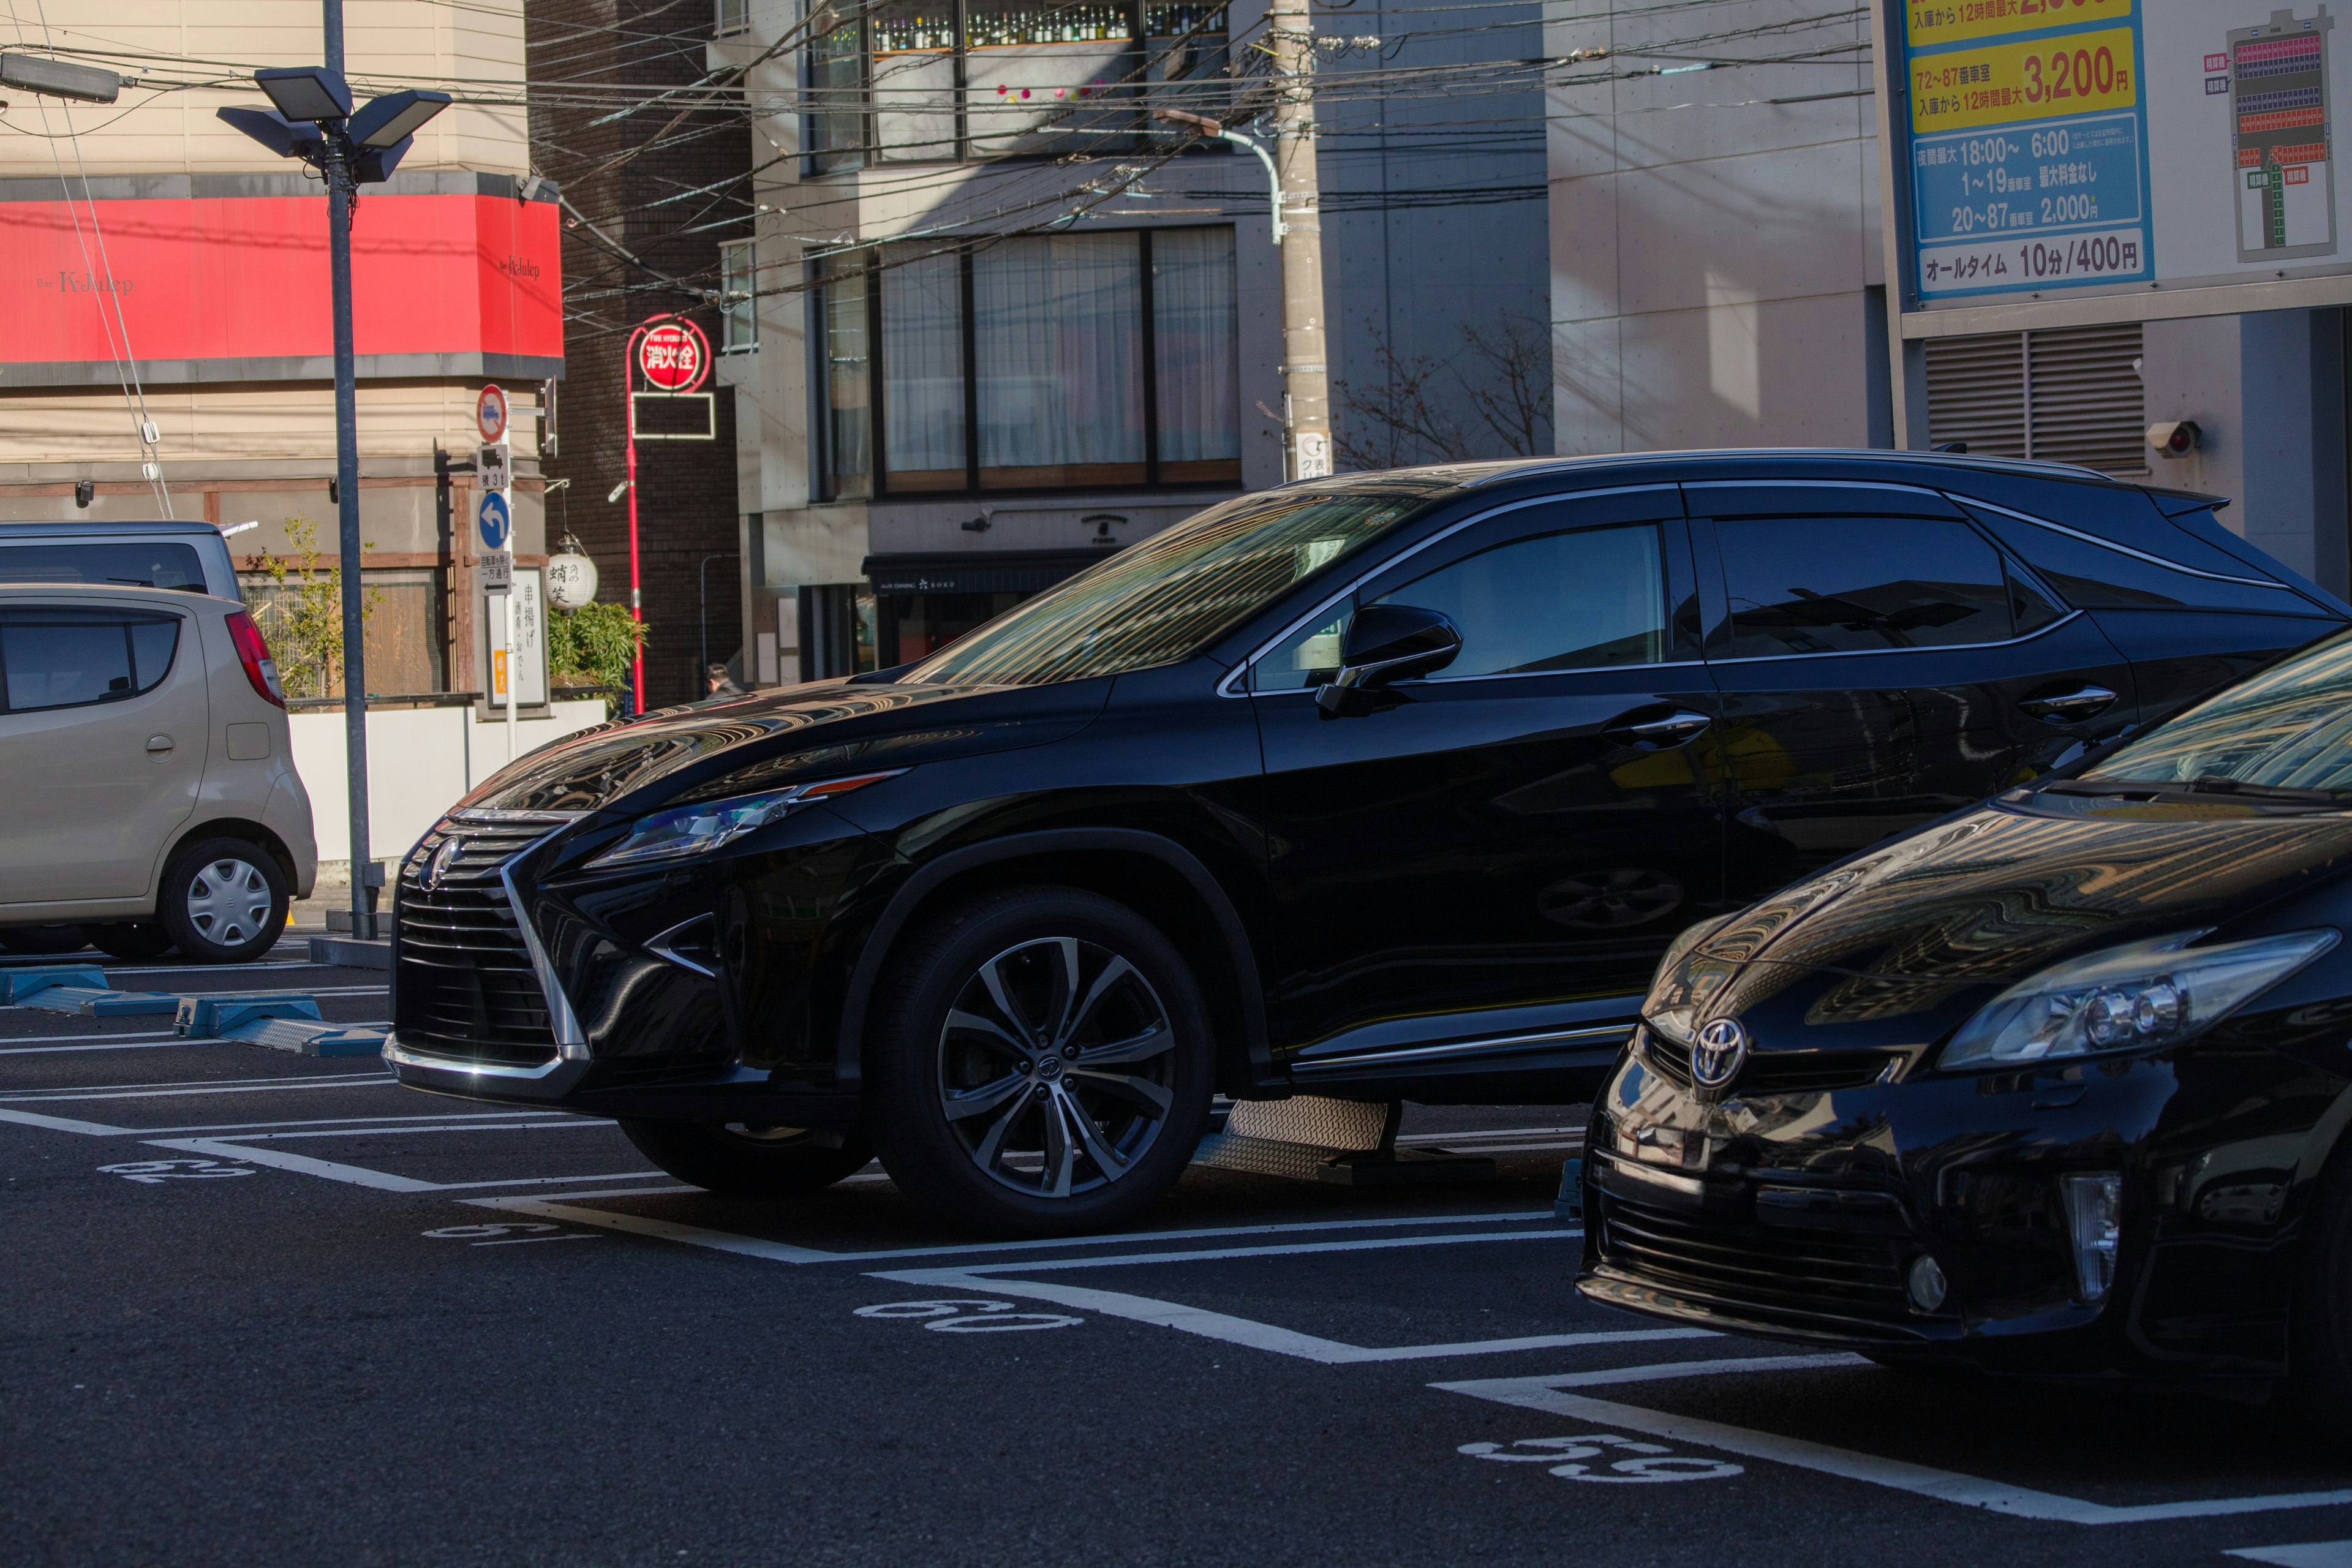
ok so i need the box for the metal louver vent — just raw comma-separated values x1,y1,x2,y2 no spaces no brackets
2026,323,2147,475
1923,323,2147,477
1924,333,2024,459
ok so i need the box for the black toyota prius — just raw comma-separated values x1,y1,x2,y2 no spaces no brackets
1583,627,2352,1406
384,448,2350,1236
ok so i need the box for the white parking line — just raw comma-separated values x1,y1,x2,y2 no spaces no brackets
1435,1358,2352,1525
6,1076,390,1104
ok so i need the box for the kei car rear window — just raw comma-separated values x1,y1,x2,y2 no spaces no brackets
0,541,208,594
0,606,181,713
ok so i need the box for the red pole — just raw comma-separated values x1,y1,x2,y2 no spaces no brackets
624,324,647,714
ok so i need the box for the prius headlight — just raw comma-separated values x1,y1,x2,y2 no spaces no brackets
1642,913,1740,1047
1940,927,2338,1070
587,771,903,870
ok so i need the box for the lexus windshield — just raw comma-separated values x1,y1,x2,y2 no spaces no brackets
2073,628,2352,796
901,484,1446,687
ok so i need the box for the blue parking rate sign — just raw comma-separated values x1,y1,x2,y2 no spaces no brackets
477,491,511,551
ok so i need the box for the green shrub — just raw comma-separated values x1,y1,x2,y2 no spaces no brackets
549,600,646,690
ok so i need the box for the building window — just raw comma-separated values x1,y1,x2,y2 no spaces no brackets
1924,323,2147,475
716,0,750,37
818,250,873,500
809,1,1229,169
815,227,1240,499
720,240,758,353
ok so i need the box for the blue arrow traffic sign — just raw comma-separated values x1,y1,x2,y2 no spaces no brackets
477,491,511,551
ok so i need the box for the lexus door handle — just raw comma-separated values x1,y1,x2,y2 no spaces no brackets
1603,708,1713,747
2018,684,2117,723
145,734,174,754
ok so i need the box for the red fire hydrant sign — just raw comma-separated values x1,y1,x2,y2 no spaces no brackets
636,321,710,392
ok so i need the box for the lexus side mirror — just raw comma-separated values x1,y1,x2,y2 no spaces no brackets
1316,603,1461,716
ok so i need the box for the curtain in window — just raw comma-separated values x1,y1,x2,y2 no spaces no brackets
883,249,966,489
1151,227,1239,480
974,235,1145,486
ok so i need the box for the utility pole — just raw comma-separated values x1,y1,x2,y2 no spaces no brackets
1266,0,1330,480
1157,8,1331,481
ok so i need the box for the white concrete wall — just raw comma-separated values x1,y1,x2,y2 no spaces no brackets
1545,0,1883,454
290,699,609,867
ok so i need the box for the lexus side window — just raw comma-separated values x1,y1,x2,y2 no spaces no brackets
1714,516,2013,658
1375,523,1668,677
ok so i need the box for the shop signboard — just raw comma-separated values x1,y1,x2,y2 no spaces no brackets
1887,0,2352,322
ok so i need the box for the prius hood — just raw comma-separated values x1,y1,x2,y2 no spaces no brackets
453,676,1112,816
1657,796,2352,1037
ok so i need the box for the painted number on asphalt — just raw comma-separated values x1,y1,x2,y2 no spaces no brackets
97,1159,255,1184
1460,1434,1744,1484
420,1223,600,1246
856,1298,1084,1332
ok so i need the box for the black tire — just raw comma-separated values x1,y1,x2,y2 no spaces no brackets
0,924,89,956
156,838,288,964
865,886,1215,1238
619,1120,875,1196
2292,1147,2352,1430
84,921,173,962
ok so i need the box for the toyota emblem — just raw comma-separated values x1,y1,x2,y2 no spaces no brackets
422,837,463,892
1691,1017,1748,1089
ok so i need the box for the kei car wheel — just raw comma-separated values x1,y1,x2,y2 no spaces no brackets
865,887,1214,1237
156,838,288,963
618,1120,875,1196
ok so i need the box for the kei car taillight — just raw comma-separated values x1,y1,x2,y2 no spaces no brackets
225,610,285,707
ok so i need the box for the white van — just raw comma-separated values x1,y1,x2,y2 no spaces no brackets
0,582,315,963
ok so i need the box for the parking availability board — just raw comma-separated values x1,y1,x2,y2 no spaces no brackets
1908,0,2154,298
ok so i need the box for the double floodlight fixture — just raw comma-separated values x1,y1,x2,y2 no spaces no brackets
254,65,352,123
219,69,451,187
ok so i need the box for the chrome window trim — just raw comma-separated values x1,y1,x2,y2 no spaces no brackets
382,1031,566,1080
500,821,589,1058
1218,484,1684,699
1956,495,2294,591
1292,1022,1630,1074
1702,608,2083,666
1248,657,1710,696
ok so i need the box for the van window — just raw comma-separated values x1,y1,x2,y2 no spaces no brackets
0,607,181,712
1714,516,2015,658
0,542,208,594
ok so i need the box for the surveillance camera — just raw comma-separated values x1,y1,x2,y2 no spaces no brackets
607,480,631,503
2147,420,2202,458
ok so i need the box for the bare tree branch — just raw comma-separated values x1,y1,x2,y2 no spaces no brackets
1334,312,1554,470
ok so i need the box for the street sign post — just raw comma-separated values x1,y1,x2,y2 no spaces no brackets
476,490,511,552
480,550,513,592
620,315,715,712
475,383,508,443
477,441,511,494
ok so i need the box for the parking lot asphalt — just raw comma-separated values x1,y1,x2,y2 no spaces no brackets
9,942,2352,1566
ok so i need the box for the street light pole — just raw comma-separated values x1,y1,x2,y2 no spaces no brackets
322,0,374,938
219,16,450,939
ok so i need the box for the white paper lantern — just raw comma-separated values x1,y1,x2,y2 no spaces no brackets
547,548,599,611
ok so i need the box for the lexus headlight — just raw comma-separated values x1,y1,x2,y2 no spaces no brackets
1940,927,2337,1070
1642,913,1739,1047
587,771,902,870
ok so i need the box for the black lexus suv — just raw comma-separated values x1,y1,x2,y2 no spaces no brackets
385,450,2350,1234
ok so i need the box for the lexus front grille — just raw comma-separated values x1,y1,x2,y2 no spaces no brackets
393,812,576,1067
